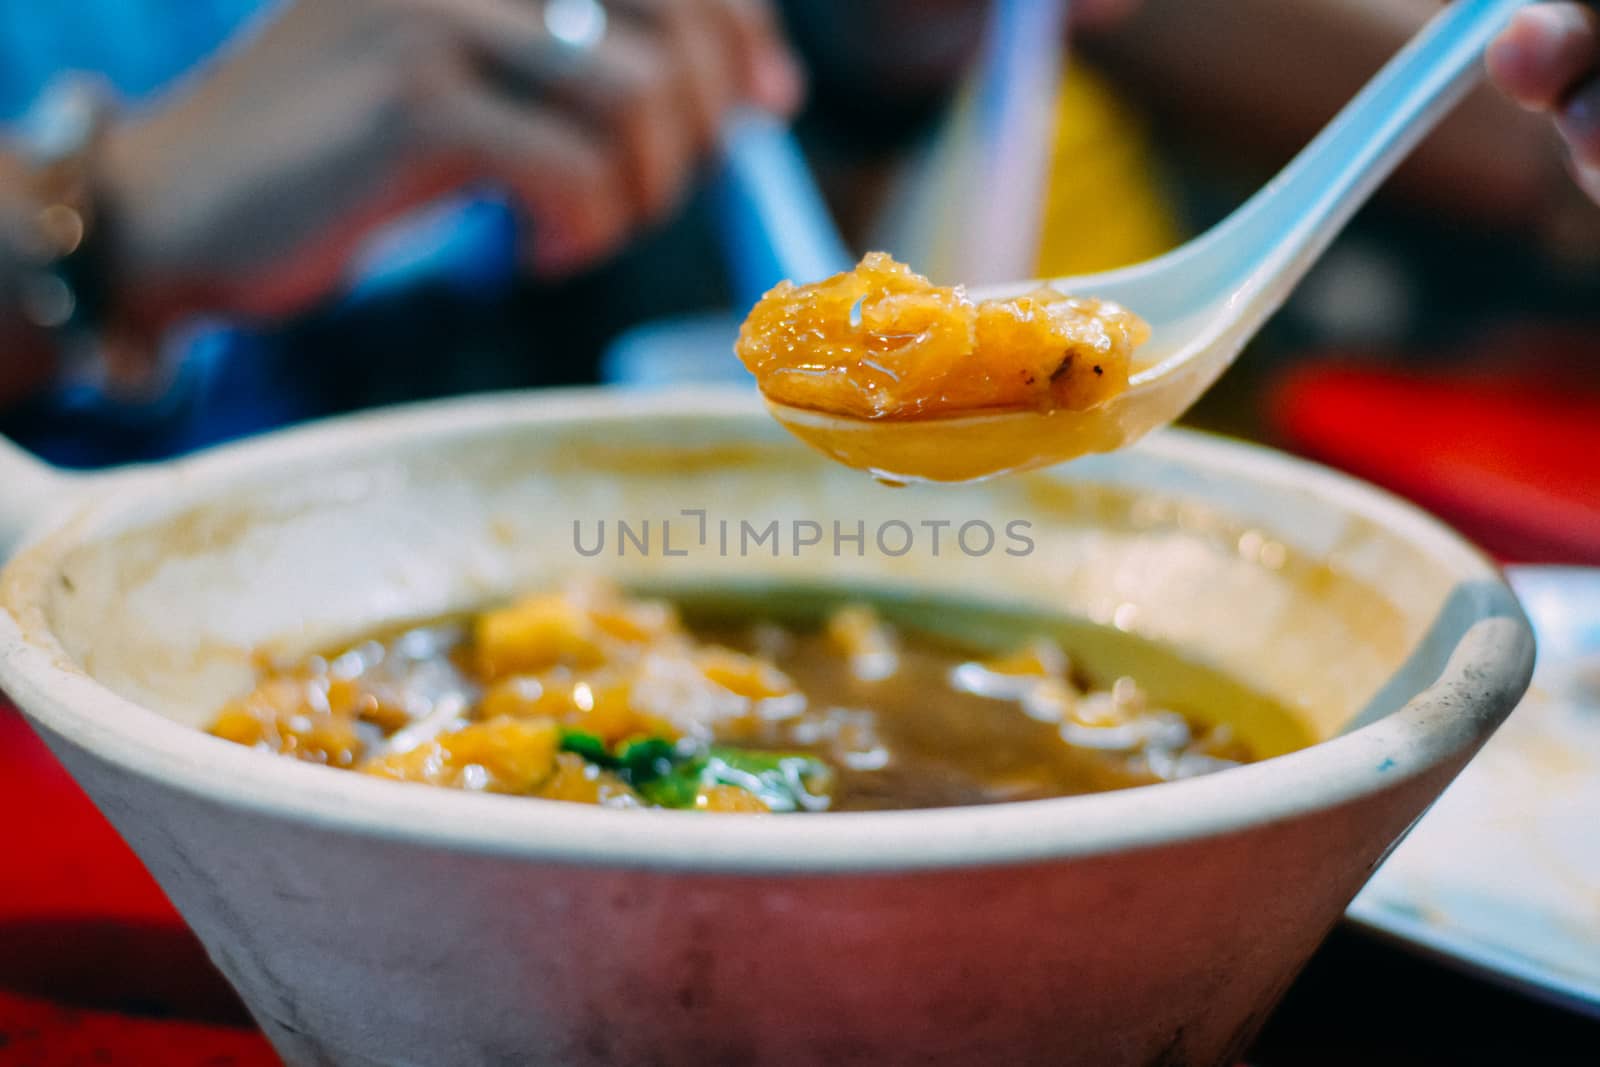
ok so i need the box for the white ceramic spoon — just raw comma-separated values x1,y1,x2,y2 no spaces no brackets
768,0,1530,483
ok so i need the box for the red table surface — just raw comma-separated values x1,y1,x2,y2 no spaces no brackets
1267,340,1600,565
0,704,275,1065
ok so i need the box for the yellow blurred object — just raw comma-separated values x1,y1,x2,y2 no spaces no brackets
1034,65,1182,278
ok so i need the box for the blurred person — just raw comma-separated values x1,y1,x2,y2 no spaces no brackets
793,0,1598,243
1079,0,1600,238
0,0,800,458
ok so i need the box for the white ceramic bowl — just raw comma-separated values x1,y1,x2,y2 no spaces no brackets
0,388,1533,1066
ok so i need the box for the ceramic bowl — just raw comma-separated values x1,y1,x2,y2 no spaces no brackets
0,388,1533,1066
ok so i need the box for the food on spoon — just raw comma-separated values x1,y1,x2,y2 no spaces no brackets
207,580,1297,812
735,252,1149,420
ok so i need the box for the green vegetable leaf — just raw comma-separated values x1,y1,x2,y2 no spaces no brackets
559,729,833,812
636,768,704,809
615,737,680,784
558,729,615,768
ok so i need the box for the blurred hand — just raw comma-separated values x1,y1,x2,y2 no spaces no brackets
1487,3,1600,205
100,0,803,327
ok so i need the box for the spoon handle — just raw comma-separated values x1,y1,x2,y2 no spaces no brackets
1178,0,1530,312
712,110,854,310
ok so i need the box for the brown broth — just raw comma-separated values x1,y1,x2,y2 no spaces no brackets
670,584,1312,809
208,582,1313,812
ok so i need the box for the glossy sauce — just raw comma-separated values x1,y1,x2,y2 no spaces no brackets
736,253,1149,422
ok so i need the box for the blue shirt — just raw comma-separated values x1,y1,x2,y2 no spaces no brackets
0,1,267,119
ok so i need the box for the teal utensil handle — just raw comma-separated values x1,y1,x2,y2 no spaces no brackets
712,110,853,310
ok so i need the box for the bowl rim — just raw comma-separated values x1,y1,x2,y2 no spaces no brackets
0,387,1535,873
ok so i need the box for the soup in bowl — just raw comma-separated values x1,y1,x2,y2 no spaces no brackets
207,578,1313,812
0,388,1532,1066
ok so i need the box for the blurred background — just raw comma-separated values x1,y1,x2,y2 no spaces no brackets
0,0,1597,1062
1,0,1596,564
